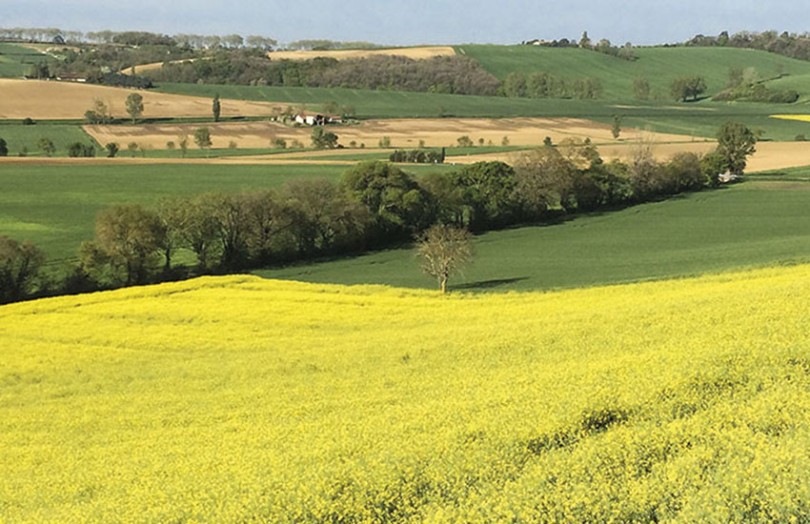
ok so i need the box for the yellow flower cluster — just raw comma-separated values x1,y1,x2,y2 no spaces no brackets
1,265,809,522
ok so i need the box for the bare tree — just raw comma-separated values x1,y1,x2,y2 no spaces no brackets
416,224,473,294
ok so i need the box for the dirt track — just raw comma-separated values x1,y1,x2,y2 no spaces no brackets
0,79,283,119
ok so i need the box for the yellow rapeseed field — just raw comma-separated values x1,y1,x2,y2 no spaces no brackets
1,266,810,522
771,114,810,123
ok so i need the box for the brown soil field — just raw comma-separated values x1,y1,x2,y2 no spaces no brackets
84,117,698,151
266,46,456,61
0,79,284,119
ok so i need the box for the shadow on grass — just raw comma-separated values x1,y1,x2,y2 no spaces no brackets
453,276,529,291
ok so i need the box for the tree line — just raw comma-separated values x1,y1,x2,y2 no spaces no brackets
0,27,278,50
502,71,603,99
0,123,756,304
684,30,810,62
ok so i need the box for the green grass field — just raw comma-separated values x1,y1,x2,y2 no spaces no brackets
0,124,97,156
0,42,50,78
257,177,810,292
459,45,810,99
0,162,452,263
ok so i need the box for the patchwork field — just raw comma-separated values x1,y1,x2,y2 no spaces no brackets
2,265,810,522
83,117,697,151
0,79,284,120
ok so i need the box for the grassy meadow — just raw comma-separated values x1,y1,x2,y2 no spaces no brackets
0,123,97,156
260,176,810,291
0,42,49,78
459,45,810,99
2,265,810,521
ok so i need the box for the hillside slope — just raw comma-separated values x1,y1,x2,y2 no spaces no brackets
459,44,810,101
2,267,809,521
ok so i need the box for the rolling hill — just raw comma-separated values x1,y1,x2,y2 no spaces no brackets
2,265,809,521
458,44,810,101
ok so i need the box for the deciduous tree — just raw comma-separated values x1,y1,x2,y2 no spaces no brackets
341,161,435,242
94,205,166,285
125,92,144,124
37,137,56,157
212,93,221,122
416,224,473,294
0,236,45,303
194,127,212,152
715,122,757,176
311,126,338,149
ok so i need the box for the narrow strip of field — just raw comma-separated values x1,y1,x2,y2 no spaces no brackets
0,79,284,119
83,117,696,151
266,46,456,61
451,140,810,173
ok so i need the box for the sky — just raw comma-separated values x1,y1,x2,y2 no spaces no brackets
5,0,809,46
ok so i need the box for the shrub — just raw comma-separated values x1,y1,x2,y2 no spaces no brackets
67,142,96,157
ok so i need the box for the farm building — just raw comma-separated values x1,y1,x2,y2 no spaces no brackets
294,113,342,126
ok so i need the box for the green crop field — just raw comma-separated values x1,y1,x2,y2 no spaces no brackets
458,45,810,99
258,176,810,292
0,42,50,78
0,162,452,263
0,123,98,156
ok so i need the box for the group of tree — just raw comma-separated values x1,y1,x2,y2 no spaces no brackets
286,40,379,51
389,149,445,164
1,122,757,303
523,32,636,61
684,30,810,62
578,33,637,61
712,66,799,104
147,51,502,96
670,76,708,102
0,27,278,50
502,71,603,99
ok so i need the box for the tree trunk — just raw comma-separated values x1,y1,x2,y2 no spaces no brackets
440,276,447,294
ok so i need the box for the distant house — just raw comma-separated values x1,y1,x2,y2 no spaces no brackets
52,35,66,45
293,113,343,126
55,74,87,83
